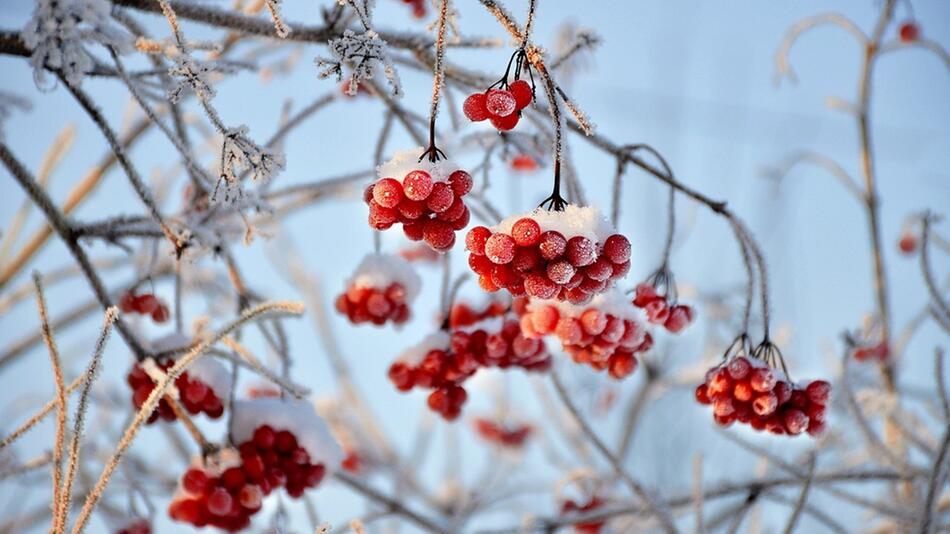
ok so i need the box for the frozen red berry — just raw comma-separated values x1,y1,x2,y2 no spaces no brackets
466,226,492,255
448,169,473,196
509,80,532,109
402,170,433,201
372,177,404,208
899,21,920,43
490,112,520,131
511,217,541,247
463,93,489,122
485,89,517,117
485,233,516,264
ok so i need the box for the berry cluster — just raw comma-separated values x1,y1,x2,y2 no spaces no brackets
126,358,226,424
560,497,606,534
463,80,533,131
466,206,631,303
119,291,170,323
389,315,552,420
520,291,650,379
336,253,420,326
114,519,150,534
170,400,341,530
632,283,694,333
695,355,830,436
473,417,532,449
388,333,476,420
366,148,473,252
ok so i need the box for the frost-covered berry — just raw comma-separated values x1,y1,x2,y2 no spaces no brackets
403,170,433,201
509,80,533,109
490,112,520,131
486,89,517,117
463,93,490,122
485,233,516,264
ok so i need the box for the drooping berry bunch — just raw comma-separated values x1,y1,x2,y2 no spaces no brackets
388,315,552,420
466,205,631,303
560,496,606,534
519,290,651,379
463,49,535,131
695,340,830,436
335,253,420,326
169,400,342,531
127,356,229,424
388,332,477,420
633,279,694,334
473,417,532,449
119,291,170,323
365,148,473,252
115,519,151,534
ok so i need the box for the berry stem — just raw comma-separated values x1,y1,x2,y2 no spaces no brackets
422,0,450,164
538,160,567,211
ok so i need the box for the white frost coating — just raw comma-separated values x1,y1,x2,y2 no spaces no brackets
396,331,450,366
377,146,461,184
527,288,646,322
232,398,344,470
186,356,232,400
140,357,179,400
348,253,422,301
494,205,615,244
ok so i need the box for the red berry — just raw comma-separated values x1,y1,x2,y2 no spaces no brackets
565,236,596,267
485,233,516,264
664,305,693,333
182,468,211,495
448,170,473,196
510,154,538,172
221,467,246,490
531,305,560,334
275,430,298,453
512,246,541,272
426,182,455,213
899,21,920,43
368,201,398,229
151,304,169,323
207,488,233,516
485,89,517,117
805,380,831,404
509,80,532,109
726,356,751,380
466,226,492,255
603,234,631,264
524,273,558,299
632,283,658,307
238,484,263,511
184,380,209,405
388,362,415,391
538,231,567,260
750,367,776,392
372,177,404,208
403,221,425,241
423,220,456,251
608,353,637,379
695,384,711,404
463,93,489,122
135,294,159,314
579,309,607,336
490,112,520,131
733,380,754,402
555,317,583,345
752,392,778,416
773,381,793,405
783,409,809,435
546,260,576,284
511,218,541,247
898,233,917,255
253,425,276,449
644,299,669,324
403,170,433,201
585,258,613,282
119,292,138,313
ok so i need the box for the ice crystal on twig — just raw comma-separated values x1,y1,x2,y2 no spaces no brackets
315,30,401,97
265,0,292,39
213,126,285,207
21,0,131,88
167,55,219,103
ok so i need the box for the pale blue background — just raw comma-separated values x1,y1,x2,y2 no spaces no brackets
1,1,948,531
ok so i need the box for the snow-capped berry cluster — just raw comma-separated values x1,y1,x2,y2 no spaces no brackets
560,496,606,534
520,290,651,379
365,148,473,252
696,356,830,436
388,332,476,420
463,80,533,131
473,417,532,449
632,283,694,333
114,519,150,534
335,253,420,326
126,357,229,424
170,400,341,530
119,291,170,323
466,206,631,303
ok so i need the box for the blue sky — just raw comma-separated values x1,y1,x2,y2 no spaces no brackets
0,1,948,531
